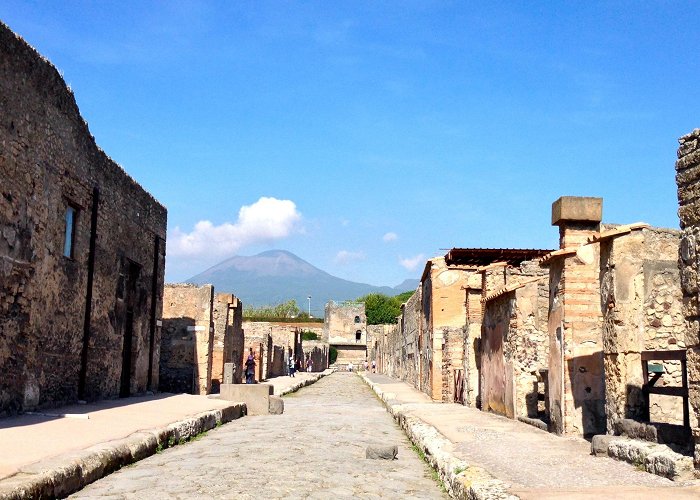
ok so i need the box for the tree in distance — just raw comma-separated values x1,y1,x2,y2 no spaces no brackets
243,300,322,322
357,291,415,325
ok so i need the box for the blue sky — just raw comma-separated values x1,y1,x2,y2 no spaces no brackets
4,1,699,287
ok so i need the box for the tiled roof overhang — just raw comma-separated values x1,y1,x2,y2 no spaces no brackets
444,248,554,267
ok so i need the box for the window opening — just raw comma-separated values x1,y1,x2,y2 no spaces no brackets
63,205,77,258
356,330,362,341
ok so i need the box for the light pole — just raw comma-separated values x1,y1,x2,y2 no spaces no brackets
307,295,311,317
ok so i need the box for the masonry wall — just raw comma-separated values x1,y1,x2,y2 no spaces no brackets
481,264,549,419
160,284,214,395
211,294,243,390
324,302,367,346
601,228,687,430
675,128,700,468
369,323,399,377
403,289,421,388
464,284,483,407
301,340,329,372
548,219,605,437
0,23,167,415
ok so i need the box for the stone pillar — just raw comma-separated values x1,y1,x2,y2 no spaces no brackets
547,196,605,436
160,284,215,395
675,128,700,468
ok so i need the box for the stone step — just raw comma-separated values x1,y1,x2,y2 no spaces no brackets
591,434,695,481
614,418,691,446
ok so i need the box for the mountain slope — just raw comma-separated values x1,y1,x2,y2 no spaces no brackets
186,250,418,314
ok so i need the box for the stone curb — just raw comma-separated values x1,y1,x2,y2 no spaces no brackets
360,374,517,500
591,434,696,481
0,403,246,500
277,368,335,397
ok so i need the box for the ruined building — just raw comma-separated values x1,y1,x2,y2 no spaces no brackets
0,23,167,415
479,259,549,422
212,293,244,389
160,284,214,395
538,197,686,438
160,285,245,393
675,128,700,469
371,193,689,449
323,301,367,366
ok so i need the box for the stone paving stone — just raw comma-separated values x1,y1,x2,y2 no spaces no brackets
71,373,446,499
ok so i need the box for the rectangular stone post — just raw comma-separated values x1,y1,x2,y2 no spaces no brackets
548,196,605,436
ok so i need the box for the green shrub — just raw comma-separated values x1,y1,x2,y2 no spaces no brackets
301,330,318,341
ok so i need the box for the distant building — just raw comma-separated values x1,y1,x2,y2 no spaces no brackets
324,301,367,367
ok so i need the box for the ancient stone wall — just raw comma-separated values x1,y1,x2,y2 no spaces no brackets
480,263,548,419
601,227,687,431
323,301,367,347
301,340,329,372
369,324,399,376
441,326,466,402
0,23,167,415
211,294,244,390
547,197,605,437
464,282,483,407
160,284,214,395
675,128,700,468
420,267,436,399
402,289,421,389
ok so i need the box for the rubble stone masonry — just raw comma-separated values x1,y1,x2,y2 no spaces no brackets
324,302,367,366
211,294,243,389
0,23,167,414
675,128,700,467
601,227,686,430
480,262,549,419
160,284,214,395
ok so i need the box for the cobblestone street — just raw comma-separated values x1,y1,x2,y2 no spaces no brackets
72,373,446,499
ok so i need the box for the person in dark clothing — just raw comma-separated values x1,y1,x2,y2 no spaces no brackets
245,352,256,384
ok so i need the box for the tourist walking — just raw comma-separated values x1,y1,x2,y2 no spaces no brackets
371,360,376,373
245,352,256,384
307,357,313,372
288,353,296,377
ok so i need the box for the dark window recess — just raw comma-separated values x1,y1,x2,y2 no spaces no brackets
354,316,361,323
63,205,77,258
116,259,126,300
356,330,362,341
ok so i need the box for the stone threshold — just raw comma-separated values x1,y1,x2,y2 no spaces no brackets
0,404,245,500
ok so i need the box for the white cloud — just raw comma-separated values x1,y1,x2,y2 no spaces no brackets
399,253,425,271
334,250,365,265
382,232,398,242
168,197,302,258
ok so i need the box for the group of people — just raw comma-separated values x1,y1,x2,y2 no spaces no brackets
288,354,313,377
244,349,378,383
347,359,376,372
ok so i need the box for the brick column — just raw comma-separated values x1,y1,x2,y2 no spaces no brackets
548,197,605,436
676,128,700,468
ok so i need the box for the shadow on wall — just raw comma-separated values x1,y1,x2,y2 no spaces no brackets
567,351,606,437
625,383,646,422
159,317,198,394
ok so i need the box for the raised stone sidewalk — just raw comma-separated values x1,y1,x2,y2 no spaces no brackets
0,370,332,499
361,372,700,500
